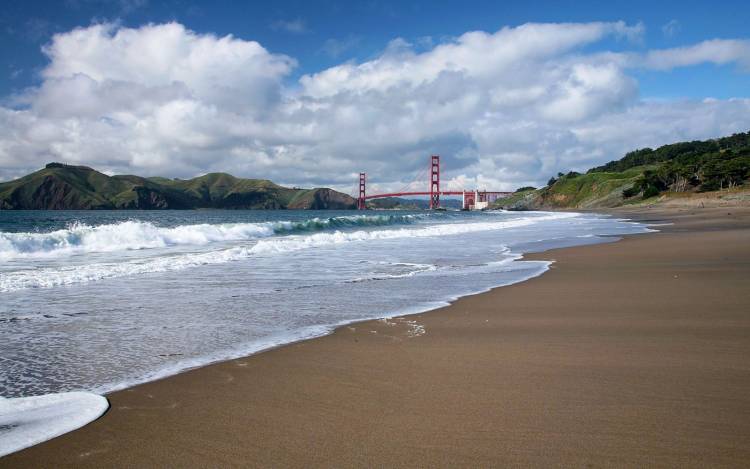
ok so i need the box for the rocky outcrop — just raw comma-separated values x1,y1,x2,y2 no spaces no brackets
306,189,357,210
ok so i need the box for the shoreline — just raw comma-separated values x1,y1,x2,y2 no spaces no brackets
3,206,750,467
90,256,554,398
3,210,625,399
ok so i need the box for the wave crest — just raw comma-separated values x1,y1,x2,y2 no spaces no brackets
0,212,579,292
0,214,421,260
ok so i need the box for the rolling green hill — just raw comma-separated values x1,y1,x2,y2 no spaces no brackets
0,163,356,210
494,131,750,210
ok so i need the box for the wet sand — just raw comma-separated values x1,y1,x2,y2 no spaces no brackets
3,206,750,467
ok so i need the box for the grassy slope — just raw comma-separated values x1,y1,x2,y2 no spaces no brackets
489,189,537,209
0,164,356,210
493,168,645,210
158,173,289,208
494,130,749,210
494,166,748,211
538,167,647,208
0,165,126,209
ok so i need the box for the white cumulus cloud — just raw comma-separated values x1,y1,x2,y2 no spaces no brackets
641,39,750,70
0,20,749,193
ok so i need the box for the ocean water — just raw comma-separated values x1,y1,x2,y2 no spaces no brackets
0,209,651,398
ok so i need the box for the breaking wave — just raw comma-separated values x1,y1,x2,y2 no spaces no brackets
0,214,423,260
0,212,578,292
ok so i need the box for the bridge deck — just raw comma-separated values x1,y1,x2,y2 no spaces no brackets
364,191,512,200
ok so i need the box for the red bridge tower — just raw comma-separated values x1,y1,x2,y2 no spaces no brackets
429,155,440,209
357,172,366,210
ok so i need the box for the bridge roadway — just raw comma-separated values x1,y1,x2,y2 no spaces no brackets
364,191,512,200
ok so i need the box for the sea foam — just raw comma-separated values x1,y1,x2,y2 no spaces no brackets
0,212,579,292
0,392,109,457
0,214,423,260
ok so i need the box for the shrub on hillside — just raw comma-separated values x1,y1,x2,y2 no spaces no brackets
642,186,660,199
622,186,639,198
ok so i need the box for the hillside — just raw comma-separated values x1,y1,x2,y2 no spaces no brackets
494,131,750,210
0,163,356,210
367,197,462,210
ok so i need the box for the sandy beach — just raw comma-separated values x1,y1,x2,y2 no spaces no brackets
3,206,750,468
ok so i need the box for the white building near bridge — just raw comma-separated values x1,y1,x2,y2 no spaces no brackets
462,190,489,210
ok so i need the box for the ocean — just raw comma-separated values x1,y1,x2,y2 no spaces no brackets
0,209,651,399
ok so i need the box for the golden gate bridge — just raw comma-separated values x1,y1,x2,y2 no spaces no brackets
355,155,512,210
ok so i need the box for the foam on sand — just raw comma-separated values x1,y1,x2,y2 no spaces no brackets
0,392,109,457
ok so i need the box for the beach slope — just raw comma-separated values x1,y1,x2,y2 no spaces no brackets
3,207,750,467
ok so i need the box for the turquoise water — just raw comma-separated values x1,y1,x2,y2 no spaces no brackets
0,209,651,398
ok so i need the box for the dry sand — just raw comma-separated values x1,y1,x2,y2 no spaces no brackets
3,206,750,468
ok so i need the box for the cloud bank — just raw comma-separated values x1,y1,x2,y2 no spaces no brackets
1,21,749,192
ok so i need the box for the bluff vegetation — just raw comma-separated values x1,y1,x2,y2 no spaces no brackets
494,131,750,210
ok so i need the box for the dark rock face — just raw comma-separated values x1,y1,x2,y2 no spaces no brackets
24,175,109,209
285,188,357,210
33,176,76,209
214,191,284,209
122,187,171,209
309,189,357,210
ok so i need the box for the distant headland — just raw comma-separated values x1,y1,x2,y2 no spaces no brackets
0,163,356,210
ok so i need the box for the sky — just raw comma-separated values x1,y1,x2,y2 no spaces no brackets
0,0,748,192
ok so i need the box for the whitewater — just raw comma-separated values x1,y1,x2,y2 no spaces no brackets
1,212,583,292
0,209,652,454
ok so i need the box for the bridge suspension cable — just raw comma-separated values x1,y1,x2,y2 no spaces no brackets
356,155,513,210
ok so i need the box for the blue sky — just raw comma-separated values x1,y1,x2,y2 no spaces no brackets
2,0,747,98
0,0,748,189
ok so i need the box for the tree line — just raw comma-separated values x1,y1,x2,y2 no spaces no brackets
541,131,750,199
